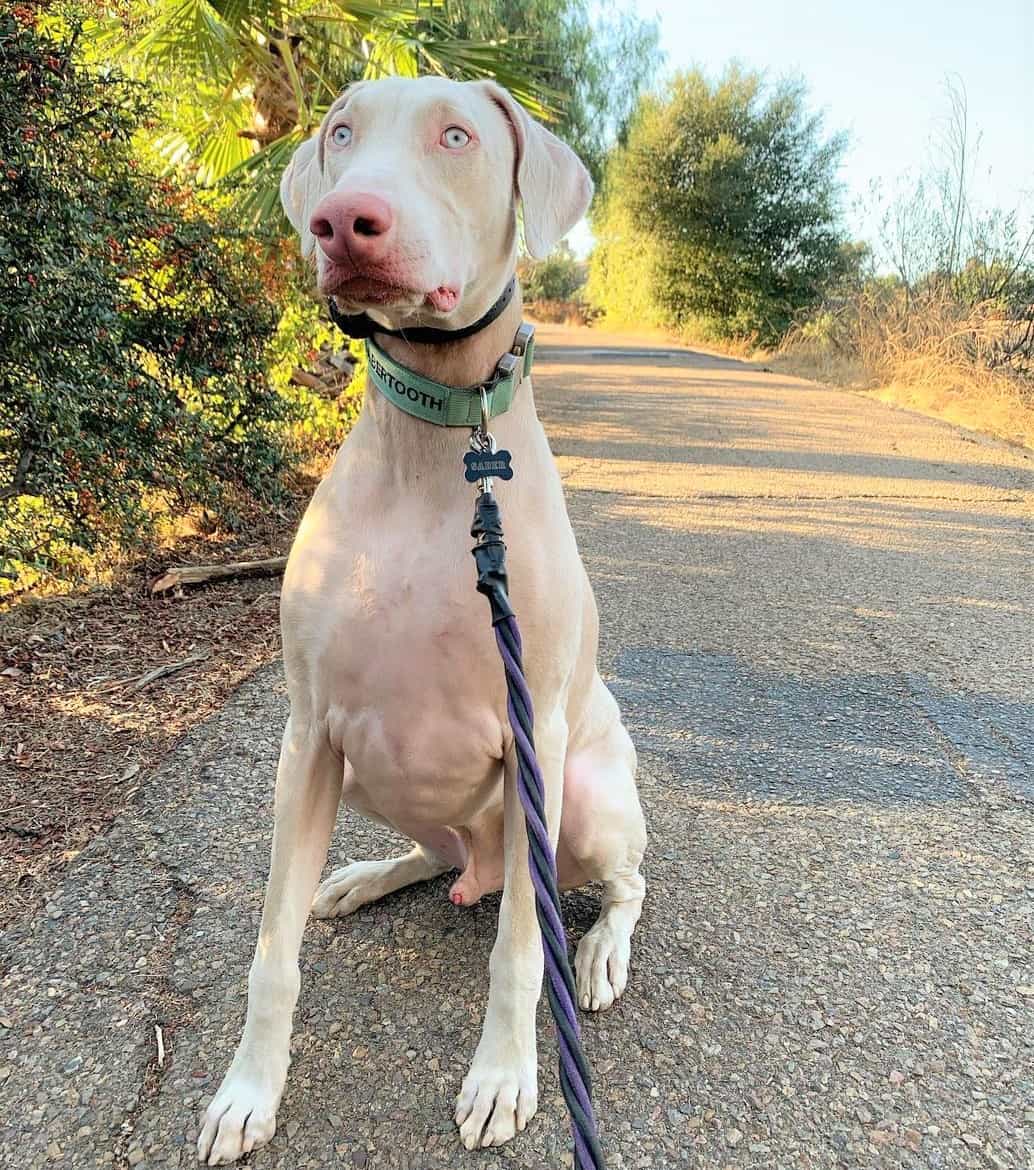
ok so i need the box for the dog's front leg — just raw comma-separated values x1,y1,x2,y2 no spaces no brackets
197,717,342,1166
455,711,566,1150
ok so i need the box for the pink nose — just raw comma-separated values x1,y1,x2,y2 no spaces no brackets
309,193,394,265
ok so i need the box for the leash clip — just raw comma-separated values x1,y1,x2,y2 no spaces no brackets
479,384,493,440
470,387,498,494
466,338,524,494
469,350,512,490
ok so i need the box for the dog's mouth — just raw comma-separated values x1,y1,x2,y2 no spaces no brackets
321,271,459,314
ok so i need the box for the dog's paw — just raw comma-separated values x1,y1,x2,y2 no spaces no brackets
312,859,393,919
575,918,630,1012
455,1056,537,1149
196,1068,279,1165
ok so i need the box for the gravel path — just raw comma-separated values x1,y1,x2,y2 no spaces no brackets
2,328,1032,1170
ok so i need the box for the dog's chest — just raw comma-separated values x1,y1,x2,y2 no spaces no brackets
284,499,509,809
326,614,509,825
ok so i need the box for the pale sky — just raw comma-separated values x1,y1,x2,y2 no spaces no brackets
572,0,1032,255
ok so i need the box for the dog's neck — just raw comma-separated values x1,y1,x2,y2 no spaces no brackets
375,291,524,385
357,289,533,493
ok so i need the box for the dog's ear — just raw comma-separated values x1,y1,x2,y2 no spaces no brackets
480,82,593,260
280,83,367,259
279,134,323,259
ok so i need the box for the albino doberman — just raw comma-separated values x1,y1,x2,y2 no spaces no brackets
197,76,646,1165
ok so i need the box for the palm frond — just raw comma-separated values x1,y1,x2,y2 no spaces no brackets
98,0,573,229
207,0,283,26
223,130,306,227
411,36,559,119
127,0,240,82
195,96,256,184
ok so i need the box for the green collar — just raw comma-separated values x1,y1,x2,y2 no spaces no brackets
365,324,535,427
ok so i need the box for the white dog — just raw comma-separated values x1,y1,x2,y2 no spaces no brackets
197,76,646,1165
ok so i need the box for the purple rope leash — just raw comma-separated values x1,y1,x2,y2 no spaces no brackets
472,493,605,1170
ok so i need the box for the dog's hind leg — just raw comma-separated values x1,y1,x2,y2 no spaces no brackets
560,676,646,1013
312,844,450,918
197,717,342,1167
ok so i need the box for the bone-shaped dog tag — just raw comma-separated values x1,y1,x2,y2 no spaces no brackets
464,449,514,483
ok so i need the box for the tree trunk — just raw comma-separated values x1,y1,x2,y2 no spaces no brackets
251,33,306,147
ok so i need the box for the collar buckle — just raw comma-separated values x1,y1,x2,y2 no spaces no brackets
511,322,535,357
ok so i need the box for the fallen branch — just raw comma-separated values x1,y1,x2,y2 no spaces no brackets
290,367,325,391
127,653,208,693
150,556,288,595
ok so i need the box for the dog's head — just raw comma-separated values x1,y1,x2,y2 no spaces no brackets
280,76,592,327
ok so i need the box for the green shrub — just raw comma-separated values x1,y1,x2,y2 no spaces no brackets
587,66,847,345
519,244,586,303
263,268,364,455
0,9,299,586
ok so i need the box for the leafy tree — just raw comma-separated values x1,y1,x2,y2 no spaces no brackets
588,66,847,343
98,1,659,224
519,243,585,302
439,1,660,183
0,8,290,585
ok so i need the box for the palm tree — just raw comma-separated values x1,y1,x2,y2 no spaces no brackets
97,1,556,226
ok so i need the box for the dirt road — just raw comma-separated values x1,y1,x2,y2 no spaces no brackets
2,326,1032,1170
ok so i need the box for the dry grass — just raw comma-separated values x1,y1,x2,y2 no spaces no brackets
771,291,1034,449
525,299,594,326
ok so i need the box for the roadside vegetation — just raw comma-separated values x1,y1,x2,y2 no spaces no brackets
518,243,590,324
771,85,1034,447
579,69,1033,446
587,66,848,348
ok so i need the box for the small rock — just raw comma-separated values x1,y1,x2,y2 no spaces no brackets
725,1128,743,1147
961,1133,981,1148
888,1070,906,1086
128,1150,145,1166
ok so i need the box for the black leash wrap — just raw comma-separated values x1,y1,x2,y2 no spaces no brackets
469,492,515,625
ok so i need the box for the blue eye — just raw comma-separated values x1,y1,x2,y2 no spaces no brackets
332,125,352,147
441,126,471,149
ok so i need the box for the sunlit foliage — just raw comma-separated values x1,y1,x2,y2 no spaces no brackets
588,67,847,345
0,8,290,583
